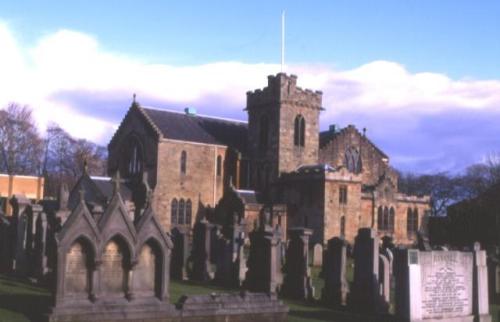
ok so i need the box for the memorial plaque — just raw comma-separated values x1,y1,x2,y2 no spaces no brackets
101,241,125,294
133,244,156,295
420,251,473,319
65,242,89,294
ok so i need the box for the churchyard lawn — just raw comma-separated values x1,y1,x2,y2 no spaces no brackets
0,273,498,322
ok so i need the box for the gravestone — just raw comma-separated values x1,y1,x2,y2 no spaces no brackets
394,245,492,322
322,237,349,307
170,227,191,280
379,254,390,306
312,243,323,267
243,217,283,294
349,228,387,313
281,228,314,300
191,219,217,281
34,211,49,280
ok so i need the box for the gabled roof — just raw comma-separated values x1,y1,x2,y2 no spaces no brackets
319,125,388,159
139,106,248,153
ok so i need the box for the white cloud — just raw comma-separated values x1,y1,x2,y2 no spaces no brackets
1,22,500,171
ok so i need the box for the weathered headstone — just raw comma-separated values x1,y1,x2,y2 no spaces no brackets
243,219,283,294
379,254,390,306
34,211,49,280
394,245,492,322
191,219,216,281
282,228,314,300
349,228,387,313
322,237,349,307
312,243,323,267
170,227,191,280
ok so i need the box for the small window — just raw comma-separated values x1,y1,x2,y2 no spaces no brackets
407,207,419,237
171,199,178,224
216,155,222,177
340,216,346,237
339,186,348,204
180,151,187,174
377,206,383,230
294,115,305,147
345,147,362,173
382,206,389,231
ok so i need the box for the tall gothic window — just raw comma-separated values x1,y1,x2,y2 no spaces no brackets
171,199,178,225
383,207,389,231
294,115,305,147
340,216,346,237
389,207,395,232
259,115,269,151
345,147,362,173
128,137,143,176
185,199,192,225
407,208,419,237
377,206,383,230
178,199,185,225
216,155,222,177
180,151,187,175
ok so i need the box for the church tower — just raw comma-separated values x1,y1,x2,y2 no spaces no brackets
246,73,323,192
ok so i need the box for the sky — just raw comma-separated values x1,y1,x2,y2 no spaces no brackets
1,0,500,174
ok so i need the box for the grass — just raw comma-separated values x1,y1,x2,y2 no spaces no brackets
0,274,499,322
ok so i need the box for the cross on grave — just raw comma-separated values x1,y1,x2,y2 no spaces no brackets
111,171,125,195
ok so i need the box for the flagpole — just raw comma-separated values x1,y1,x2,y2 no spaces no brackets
281,10,285,73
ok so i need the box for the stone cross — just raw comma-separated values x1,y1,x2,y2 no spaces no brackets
111,171,125,195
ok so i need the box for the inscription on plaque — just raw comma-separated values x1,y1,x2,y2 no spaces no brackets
420,252,473,319
101,241,125,294
133,244,156,296
65,242,89,294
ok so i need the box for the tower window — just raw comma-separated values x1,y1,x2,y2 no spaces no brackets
171,199,178,225
339,186,348,204
340,216,346,237
178,199,185,225
127,137,143,176
216,155,222,177
259,115,269,151
180,151,187,174
294,115,305,147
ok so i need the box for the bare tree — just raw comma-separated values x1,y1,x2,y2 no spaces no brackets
0,103,44,175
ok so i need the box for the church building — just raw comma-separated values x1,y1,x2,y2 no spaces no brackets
107,73,430,245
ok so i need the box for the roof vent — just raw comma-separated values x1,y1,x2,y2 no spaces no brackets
184,107,197,116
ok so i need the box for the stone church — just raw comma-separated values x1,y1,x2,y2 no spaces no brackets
107,73,430,245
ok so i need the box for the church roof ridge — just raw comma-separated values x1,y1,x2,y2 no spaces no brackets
141,105,248,125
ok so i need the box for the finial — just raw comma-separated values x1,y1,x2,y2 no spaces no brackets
363,127,367,137
133,93,136,103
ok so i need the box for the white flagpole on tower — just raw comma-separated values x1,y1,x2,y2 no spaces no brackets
281,10,285,73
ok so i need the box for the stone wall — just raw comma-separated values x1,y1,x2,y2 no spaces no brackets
319,125,391,187
155,139,227,230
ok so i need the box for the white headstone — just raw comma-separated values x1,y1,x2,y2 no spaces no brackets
313,243,323,267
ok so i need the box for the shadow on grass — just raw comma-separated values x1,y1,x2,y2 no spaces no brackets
0,293,51,322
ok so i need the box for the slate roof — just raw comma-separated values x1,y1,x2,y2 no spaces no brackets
140,107,248,154
68,175,132,210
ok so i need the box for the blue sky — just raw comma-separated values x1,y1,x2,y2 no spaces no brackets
1,1,500,174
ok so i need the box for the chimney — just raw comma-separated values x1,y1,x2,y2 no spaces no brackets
184,107,197,116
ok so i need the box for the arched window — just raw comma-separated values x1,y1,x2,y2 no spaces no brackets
180,151,187,174
216,155,222,177
171,199,178,225
294,115,305,147
340,216,346,237
345,147,362,173
128,137,143,176
185,199,192,225
389,207,395,232
377,206,383,230
178,199,185,225
383,206,389,231
259,115,269,151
